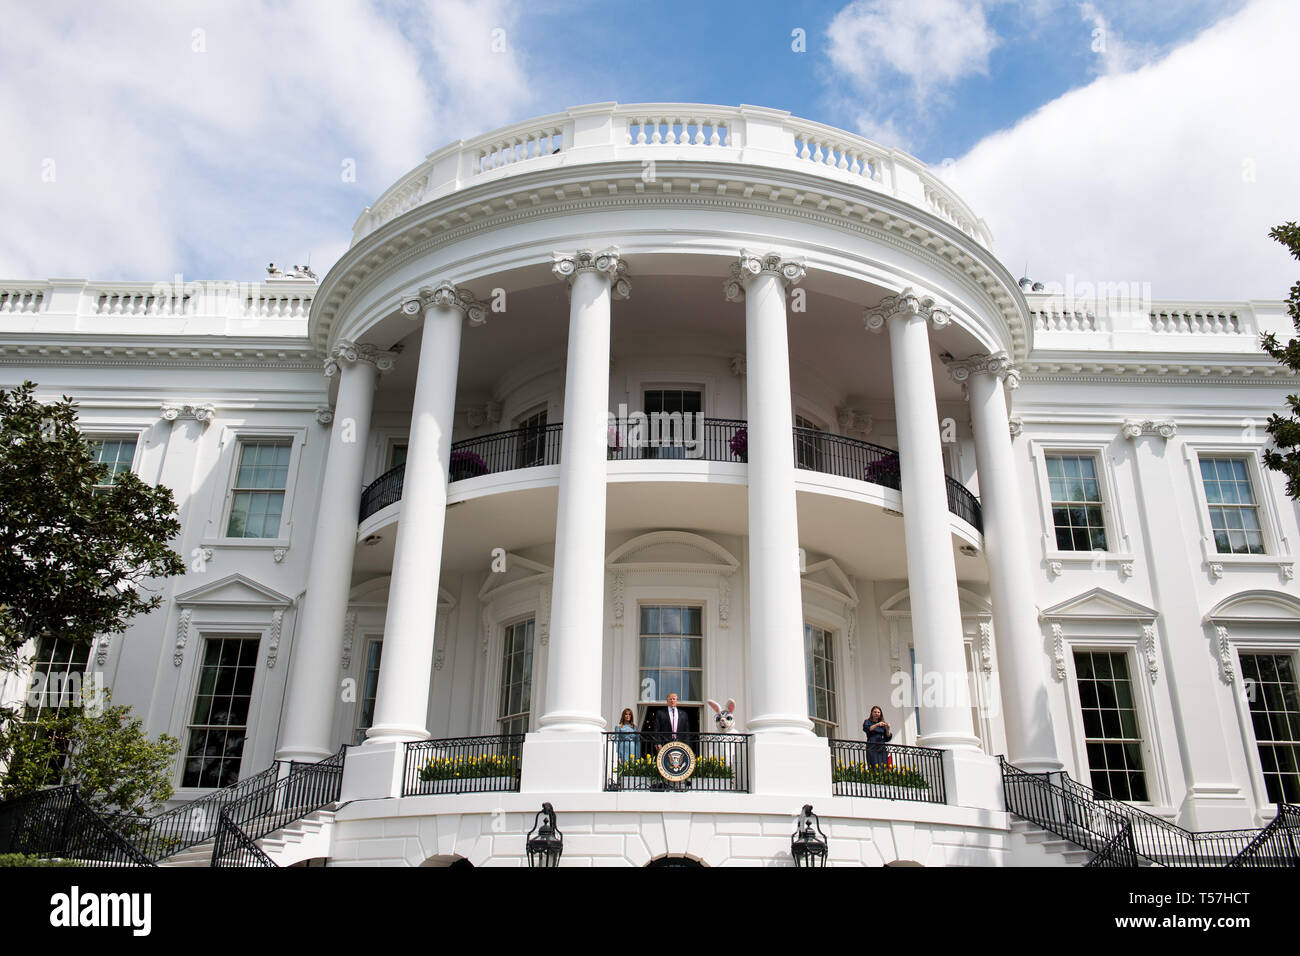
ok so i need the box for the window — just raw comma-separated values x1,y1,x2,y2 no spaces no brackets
24,636,92,721
1046,454,1108,551
388,444,407,470
794,415,823,471
639,605,703,703
88,438,137,490
642,389,701,460
497,619,534,737
182,636,259,788
1199,457,1265,554
1074,650,1148,801
226,440,291,538
1240,653,1300,804
515,409,548,469
357,639,383,732
804,624,837,737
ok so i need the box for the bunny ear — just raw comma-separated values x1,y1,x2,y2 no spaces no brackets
707,699,721,714
726,698,736,713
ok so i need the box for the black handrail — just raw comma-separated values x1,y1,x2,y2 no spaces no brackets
1001,757,1265,867
603,732,751,793
1085,820,1139,868
402,735,525,796
106,761,283,862
363,418,983,530
1226,804,1300,867
0,786,155,867
829,739,947,803
210,746,346,867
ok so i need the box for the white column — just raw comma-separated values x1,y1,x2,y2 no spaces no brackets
366,283,484,744
721,251,830,798
537,249,629,734
278,342,393,762
521,249,628,794
724,251,812,736
950,353,1063,772
866,289,980,751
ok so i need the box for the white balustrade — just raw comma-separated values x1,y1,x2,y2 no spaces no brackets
1150,309,1242,334
0,289,44,313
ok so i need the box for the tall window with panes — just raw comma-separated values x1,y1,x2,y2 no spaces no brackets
89,437,137,492
642,389,701,460
804,624,837,737
497,619,534,737
1074,650,1148,801
1046,454,1108,551
227,440,290,538
1239,653,1300,804
639,606,703,704
1199,457,1265,554
182,636,259,788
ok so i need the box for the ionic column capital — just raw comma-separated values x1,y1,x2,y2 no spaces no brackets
323,340,399,378
944,351,1020,390
552,247,631,299
1121,418,1178,441
400,280,488,326
863,287,953,333
723,249,806,301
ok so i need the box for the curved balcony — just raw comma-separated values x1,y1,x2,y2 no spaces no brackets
358,419,982,532
352,102,992,248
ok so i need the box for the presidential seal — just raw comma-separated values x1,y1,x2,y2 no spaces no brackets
656,740,697,783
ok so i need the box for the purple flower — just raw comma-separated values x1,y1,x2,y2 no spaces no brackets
449,449,489,477
864,454,900,483
728,428,747,459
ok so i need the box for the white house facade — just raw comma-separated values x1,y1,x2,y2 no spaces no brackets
2,103,1298,867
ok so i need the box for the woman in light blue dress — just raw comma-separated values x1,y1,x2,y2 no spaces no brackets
614,708,639,766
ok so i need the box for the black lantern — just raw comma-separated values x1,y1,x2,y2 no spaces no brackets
526,802,563,867
790,804,828,867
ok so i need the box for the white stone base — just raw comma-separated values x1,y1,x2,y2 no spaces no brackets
748,733,832,798
519,731,604,793
1178,785,1255,830
941,749,1004,811
340,739,406,801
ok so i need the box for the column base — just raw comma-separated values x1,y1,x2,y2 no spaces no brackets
1177,785,1254,830
941,749,1003,811
340,739,406,801
1007,755,1065,775
275,745,334,764
519,731,605,794
749,733,832,798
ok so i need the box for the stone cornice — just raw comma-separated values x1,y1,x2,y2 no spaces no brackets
551,248,631,299
323,340,399,378
400,280,488,325
309,160,1027,358
0,335,319,370
722,250,806,301
863,287,954,333
944,351,1020,389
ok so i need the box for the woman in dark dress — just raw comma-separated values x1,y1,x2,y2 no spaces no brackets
863,705,892,767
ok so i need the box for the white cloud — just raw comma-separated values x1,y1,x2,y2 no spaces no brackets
944,0,1300,302
0,0,538,281
827,0,1000,104
1077,1,1152,75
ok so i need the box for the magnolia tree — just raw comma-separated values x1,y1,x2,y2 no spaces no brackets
0,382,185,808
1263,222,1300,500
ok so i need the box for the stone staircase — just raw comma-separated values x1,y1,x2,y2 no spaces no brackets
1007,818,1095,866
159,808,337,867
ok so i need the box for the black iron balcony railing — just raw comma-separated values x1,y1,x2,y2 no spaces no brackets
402,735,525,796
359,418,983,531
603,731,752,793
1000,758,1274,867
829,739,947,803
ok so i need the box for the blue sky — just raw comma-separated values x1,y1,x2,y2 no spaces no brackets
1,0,1293,301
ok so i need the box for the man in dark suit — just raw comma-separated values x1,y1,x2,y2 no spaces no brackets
649,693,693,749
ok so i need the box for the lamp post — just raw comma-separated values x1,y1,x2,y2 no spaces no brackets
790,804,828,867
526,802,563,867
